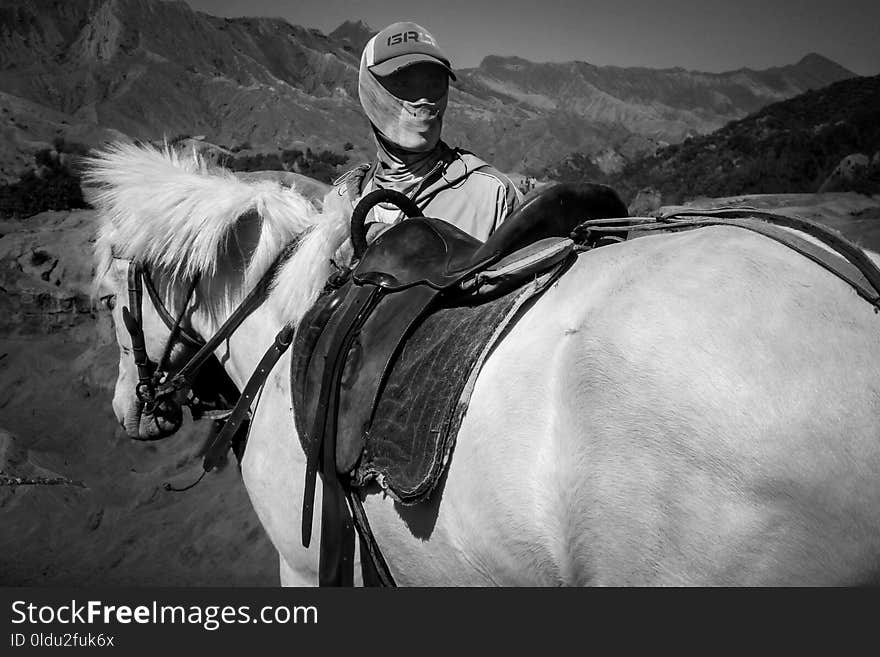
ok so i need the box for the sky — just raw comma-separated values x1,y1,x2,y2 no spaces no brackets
185,0,880,76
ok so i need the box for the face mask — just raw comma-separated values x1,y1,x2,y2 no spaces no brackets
358,48,448,152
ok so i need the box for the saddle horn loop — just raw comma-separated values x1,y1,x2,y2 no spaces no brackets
350,189,423,261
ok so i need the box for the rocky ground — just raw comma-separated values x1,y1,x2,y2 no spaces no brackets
0,209,276,586
2,191,879,586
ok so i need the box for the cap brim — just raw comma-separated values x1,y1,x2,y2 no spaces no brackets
369,53,456,80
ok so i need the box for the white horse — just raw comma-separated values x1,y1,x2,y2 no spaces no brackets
90,143,880,586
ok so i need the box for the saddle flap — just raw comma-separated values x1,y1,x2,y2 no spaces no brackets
353,217,490,291
460,237,574,299
291,276,442,476
335,285,439,473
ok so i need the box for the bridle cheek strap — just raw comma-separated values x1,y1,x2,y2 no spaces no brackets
123,262,155,401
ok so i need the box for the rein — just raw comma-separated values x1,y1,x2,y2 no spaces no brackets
122,262,202,406
142,266,204,349
119,241,300,439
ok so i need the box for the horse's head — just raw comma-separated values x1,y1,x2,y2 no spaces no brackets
87,141,343,442
98,255,223,439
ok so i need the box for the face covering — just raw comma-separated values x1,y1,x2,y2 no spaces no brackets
358,47,450,197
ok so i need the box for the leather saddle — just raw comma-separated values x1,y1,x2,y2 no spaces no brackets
352,181,629,291
289,182,628,586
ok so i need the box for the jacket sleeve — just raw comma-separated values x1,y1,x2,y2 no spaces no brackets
321,163,372,221
489,172,523,236
503,176,523,220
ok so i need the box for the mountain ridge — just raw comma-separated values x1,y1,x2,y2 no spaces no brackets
0,0,858,181
587,74,880,206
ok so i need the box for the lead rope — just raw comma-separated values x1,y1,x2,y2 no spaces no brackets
163,470,206,492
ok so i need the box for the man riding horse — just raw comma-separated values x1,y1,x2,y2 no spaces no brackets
323,21,522,242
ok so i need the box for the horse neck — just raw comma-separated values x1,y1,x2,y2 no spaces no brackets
188,276,287,392
186,214,349,389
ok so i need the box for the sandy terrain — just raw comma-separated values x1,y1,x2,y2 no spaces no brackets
0,210,276,586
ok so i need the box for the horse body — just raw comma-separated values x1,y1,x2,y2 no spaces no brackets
91,145,880,585
243,226,880,586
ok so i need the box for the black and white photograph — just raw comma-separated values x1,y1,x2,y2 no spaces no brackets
2,0,880,597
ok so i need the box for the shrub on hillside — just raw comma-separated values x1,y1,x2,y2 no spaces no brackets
0,140,91,218
226,147,348,184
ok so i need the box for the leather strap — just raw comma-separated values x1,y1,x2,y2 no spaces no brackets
160,272,274,394
576,210,880,308
155,242,298,399
202,323,295,471
141,267,204,348
319,467,355,586
122,262,155,400
301,284,385,548
659,208,880,299
669,217,880,305
348,488,396,586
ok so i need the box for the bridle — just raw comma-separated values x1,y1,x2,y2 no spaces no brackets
115,235,394,583
118,242,299,443
122,260,203,413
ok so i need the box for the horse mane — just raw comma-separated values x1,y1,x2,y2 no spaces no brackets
87,142,329,298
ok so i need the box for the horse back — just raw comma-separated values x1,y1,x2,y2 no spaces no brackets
449,226,880,585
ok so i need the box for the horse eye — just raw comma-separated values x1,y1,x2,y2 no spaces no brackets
102,294,116,310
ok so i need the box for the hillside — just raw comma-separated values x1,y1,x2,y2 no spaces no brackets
455,52,855,172
0,167,329,584
0,208,277,585
0,0,856,183
553,74,880,208
0,0,370,178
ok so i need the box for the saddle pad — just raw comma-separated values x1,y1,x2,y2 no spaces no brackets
353,264,567,504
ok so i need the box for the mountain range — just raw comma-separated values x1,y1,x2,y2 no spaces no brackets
0,0,858,183
594,73,880,208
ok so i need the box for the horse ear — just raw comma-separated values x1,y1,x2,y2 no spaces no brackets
222,208,263,268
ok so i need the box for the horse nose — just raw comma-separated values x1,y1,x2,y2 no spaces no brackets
111,396,127,429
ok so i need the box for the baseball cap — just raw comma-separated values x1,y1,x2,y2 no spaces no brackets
364,21,456,80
